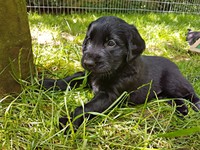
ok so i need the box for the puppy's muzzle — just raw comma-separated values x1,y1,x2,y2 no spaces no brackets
83,59,96,70
82,52,99,70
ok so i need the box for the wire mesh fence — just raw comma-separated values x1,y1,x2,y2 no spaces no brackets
26,0,200,14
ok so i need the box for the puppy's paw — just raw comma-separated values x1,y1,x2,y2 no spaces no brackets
39,79,58,90
59,117,80,134
191,95,200,112
167,100,188,116
192,102,200,112
176,106,189,116
59,113,84,134
59,117,69,134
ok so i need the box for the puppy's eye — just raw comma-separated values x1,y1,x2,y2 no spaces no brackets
106,40,116,47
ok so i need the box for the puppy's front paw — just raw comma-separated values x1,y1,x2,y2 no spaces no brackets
59,117,69,134
40,79,57,90
59,107,84,134
59,116,82,134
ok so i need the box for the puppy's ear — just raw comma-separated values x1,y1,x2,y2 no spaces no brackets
83,21,95,46
126,25,145,62
83,22,92,44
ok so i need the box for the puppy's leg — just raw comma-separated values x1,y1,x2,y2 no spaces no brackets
169,93,200,116
184,93,200,112
167,99,188,116
41,71,86,91
162,73,200,114
59,91,117,130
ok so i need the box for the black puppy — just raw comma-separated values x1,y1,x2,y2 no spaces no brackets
42,16,200,130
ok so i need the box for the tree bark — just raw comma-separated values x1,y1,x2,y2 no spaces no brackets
0,0,34,96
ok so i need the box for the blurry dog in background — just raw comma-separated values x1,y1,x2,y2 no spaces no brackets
186,29,200,45
42,16,200,130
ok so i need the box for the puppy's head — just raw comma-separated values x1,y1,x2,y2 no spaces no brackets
81,16,145,76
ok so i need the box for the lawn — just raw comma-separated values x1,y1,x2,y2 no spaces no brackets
0,12,200,149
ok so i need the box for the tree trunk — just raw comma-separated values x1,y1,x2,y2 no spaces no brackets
0,0,34,97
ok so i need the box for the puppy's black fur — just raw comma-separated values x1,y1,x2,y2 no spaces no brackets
42,16,200,130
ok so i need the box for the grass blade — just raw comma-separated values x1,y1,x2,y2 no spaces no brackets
157,127,200,138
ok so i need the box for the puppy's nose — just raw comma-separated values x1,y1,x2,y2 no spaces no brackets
83,59,96,69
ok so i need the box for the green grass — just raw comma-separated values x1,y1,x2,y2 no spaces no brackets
1,12,200,149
